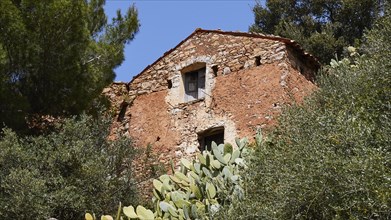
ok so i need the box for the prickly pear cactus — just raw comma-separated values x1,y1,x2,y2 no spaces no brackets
86,137,249,220
147,137,248,219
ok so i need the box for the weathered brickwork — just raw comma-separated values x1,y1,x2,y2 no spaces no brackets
105,29,319,164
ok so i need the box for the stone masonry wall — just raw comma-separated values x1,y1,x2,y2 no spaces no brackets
130,31,289,96
106,31,318,166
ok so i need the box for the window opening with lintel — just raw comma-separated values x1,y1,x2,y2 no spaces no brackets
183,67,206,102
198,127,224,151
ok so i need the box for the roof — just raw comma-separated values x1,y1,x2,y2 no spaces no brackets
129,28,320,84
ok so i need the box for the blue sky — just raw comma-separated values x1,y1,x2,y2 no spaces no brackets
105,0,264,82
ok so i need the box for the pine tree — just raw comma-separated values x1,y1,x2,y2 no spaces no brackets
0,0,139,130
251,0,385,64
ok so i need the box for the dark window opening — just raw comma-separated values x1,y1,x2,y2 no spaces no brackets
255,56,261,66
117,102,129,122
167,79,173,89
212,65,218,76
198,127,224,151
184,67,206,102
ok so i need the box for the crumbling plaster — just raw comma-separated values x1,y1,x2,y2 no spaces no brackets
105,29,319,162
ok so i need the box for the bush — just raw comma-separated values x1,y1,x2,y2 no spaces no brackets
218,8,391,220
0,114,138,219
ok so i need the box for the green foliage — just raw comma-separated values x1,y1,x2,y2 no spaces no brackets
148,139,247,219
0,0,139,130
0,114,138,219
87,138,249,220
0,74,28,130
220,7,391,220
251,0,385,64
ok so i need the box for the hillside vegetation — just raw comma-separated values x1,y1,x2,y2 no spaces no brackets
218,6,391,220
0,115,140,219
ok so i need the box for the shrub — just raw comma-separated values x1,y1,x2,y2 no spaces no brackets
217,8,391,220
0,114,138,219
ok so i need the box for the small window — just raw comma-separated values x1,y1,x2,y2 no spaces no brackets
167,79,173,89
212,65,218,76
184,67,206,102
198,127,224,151
255,56,261,66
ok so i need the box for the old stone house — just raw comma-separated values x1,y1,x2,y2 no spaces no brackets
104,28,319,162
